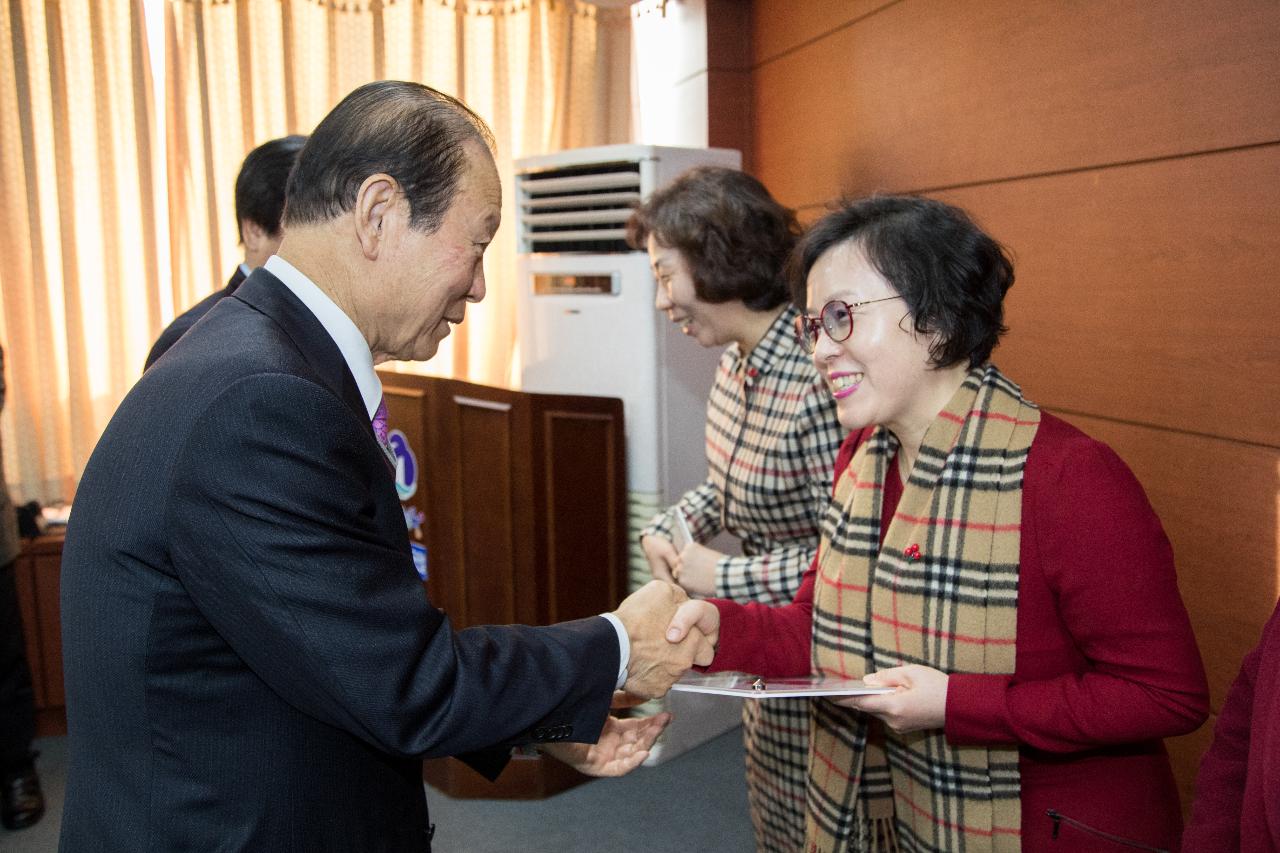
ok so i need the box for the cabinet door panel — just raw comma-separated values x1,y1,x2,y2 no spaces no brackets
12,554,45,706
536,407,626,624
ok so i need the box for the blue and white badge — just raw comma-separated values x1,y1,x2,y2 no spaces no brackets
410,542,428,581
387,429,418,501
402,505,426,538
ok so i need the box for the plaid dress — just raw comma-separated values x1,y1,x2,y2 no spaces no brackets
644,305,844,852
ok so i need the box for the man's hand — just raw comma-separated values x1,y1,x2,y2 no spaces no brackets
640,535,679,584
671,542,721,598
613,581,713,698
835,665,948,733
664,599,720,660
609,690,649,711
540,712,672,777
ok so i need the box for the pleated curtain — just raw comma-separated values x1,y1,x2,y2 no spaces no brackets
0,0,630,503
166,0,631,383
0,0,160,504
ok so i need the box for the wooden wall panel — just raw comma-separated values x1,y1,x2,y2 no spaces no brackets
707,68,753,165
1058,413,1279,706
707,0,752,69
1167,714,1218,818
932,144,1280,448
752,0,1280,208
751,0,894,66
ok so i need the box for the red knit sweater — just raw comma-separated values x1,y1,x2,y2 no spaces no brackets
709,412,1209,851
1183,597,1280,852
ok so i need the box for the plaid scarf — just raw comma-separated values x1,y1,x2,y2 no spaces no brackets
807,364,1039,852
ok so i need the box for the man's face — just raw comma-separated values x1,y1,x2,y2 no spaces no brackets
371,145,502,363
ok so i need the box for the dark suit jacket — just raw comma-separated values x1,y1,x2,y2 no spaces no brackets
143,266,247,369
60,270,617,852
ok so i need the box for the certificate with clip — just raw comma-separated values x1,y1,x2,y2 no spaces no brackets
669,672,896,699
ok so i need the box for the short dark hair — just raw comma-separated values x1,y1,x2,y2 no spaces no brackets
791,195,1014,368
235,135,307,238
283,80,495,234
626,167,799,311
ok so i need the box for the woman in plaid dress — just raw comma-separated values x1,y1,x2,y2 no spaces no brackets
630,167,845,852
672,196,1209,852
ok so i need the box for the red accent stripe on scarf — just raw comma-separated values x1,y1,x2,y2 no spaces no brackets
816,572,869,593
895,787,1023,837
896,513,1021,533
940,408,1039,427
870,613,1019,645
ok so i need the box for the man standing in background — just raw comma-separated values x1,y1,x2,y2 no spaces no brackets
145,134,307,368
0,344,44,831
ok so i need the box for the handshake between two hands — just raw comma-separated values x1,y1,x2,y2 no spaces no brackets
543,583,950,777
614,579,720,699
538,581,719,778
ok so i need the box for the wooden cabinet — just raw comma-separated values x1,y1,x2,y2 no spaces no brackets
12,533,66,737
378,372,628,799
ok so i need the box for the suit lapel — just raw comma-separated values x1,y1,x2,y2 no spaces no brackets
231,269,369,427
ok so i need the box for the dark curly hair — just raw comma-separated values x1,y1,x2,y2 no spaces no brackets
626,167,799,311
791,195,1014,368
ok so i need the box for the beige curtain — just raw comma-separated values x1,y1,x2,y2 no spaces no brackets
0,0,161,504
166,0,631,385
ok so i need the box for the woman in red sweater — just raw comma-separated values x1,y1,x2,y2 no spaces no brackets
677,195,1209,852
1183,597,1280,852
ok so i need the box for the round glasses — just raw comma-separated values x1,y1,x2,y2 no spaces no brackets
792,296,904,354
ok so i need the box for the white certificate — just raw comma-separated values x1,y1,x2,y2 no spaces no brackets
670,671,896,699
671,508,694,552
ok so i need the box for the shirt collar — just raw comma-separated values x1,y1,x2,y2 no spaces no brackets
238,262,253,279
263,254,382,419
735,304,800,382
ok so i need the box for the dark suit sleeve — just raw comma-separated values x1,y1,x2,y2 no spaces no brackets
165,373,617,760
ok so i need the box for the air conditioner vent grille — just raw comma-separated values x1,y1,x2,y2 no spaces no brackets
517,160,642,254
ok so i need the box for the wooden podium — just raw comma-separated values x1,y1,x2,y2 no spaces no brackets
377,371,628,799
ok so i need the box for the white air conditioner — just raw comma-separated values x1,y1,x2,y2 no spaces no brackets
515,144,744,764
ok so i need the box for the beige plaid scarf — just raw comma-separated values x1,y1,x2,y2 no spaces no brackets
807,365,1039,852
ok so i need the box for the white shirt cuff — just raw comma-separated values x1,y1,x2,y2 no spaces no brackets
599,612,629,690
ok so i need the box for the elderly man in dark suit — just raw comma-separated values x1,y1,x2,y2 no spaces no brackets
60,81,713,852
0,345,44,831
145,134,307,369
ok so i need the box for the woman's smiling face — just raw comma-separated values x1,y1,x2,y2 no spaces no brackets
647,235,737,349
805,240,939,435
